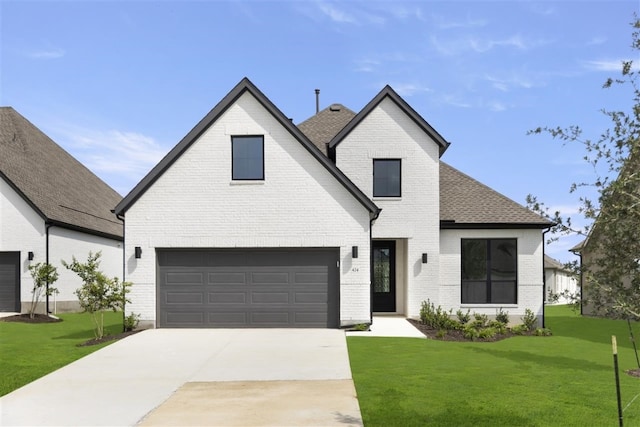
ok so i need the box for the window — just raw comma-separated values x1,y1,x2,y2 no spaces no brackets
373,159,401,197
232,136,264,180
461,239,517,304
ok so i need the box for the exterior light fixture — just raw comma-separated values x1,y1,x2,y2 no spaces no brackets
422,253,428,264
28,251,34,261
352,246,358,258
135,247,142,259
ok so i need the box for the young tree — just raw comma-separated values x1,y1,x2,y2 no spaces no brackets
27,262,59,318
63,251,131,339
528,18,640,319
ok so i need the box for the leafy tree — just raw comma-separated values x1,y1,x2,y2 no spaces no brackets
27,262,59,319
527,18,640,319
63,251,131,339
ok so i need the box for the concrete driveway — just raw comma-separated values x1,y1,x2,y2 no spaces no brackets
0,329,362,426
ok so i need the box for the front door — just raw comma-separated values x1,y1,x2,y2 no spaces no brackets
372,241,396,312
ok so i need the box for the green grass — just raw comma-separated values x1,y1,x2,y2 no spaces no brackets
348,305,640,427
0,311,123,396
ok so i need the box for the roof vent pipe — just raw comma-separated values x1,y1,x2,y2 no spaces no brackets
315,89,320,114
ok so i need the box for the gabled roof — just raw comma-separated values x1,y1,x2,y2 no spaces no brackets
0,107,123,240
114,78,380,218
328,85,450,156
544,254,568,270
439,162,552,228
298,104,356,155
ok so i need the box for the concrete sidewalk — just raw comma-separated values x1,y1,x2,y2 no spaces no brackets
0,329,361,426
346,315,426,338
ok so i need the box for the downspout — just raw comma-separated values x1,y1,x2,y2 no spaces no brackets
541,227,552,328
114,211,125,332
45,222,52,314
369,217,374,326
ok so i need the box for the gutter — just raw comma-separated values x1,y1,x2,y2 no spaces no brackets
45,222,52,314
113,211,126,332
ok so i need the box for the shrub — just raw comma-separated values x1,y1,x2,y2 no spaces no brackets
495,308,509,325
436,329,448,339
28,263,59,318
471,313,489,329
489,320,508,335
521,309,538,331
420,300,455,330
124,312,140,332
511,324,529,335
456,309,471,325
478,327,497,339
535,328,553,336
463,324,480,340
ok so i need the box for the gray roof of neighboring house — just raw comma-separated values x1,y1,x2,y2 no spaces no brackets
544,254,566,270
298,104,356,155
114,78,380,219
298,98,551,228
0,107,123,240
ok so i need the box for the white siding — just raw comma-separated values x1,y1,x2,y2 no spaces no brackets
335,97,440,317
545,268,579,305
439,228,544,324
1,177,123,313
124,92,372,327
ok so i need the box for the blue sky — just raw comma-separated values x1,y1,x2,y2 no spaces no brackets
1,0,637,262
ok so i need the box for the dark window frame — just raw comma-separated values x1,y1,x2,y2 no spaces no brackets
231,135,265,181
461,238,518,304
373,159,401,197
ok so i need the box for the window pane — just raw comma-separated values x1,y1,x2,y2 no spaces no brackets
232,136,264,180
490,239,517,281
491,281,516,304
373,159,401,197
461,240,487,280
373,248,391,293
462,281,488,303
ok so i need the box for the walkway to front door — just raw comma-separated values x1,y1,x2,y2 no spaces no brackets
372,240,396,312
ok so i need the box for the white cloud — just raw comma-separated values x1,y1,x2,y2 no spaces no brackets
431,34,549,56
26,47,65,59
484,73,536,92
317,2,357,24
431,13,486,30
487,101,506,112
388,83,431,97
586,36,607,46
582,59,635,72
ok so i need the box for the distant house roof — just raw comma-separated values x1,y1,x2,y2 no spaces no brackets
544,254,566,270
0,107,123,240
439,162,552,228
114,78,380,219
298,104,356,155
298,93,551,229
327,85,450,157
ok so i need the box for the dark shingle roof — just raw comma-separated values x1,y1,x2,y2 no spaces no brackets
544,254,566,270
439,162,551,228
297,104,356,155
0,107,123,239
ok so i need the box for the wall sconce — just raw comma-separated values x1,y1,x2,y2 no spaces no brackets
28,251,34,261
135,247,142,259
352,246,358,258
422,253,428,264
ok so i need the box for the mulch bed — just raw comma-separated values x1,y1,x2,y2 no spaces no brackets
77,330,141,347
626,369,640,378
0,313,62,323
407,319,535,342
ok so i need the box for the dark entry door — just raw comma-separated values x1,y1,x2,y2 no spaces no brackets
372,241,396,312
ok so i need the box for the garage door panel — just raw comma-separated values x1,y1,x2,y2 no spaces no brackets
164,292,204,304
158,249,339,328
208,292,247,304
209,272,247,284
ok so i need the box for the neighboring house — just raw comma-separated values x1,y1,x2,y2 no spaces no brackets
543,255,578,305
114,78,551,329
0,107,124,313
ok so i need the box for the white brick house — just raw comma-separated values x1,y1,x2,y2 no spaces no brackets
0,107,123,313
114,78,551,328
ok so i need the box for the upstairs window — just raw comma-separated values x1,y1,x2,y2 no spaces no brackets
232,136,264,180
373,159,401,197
461,239,517,304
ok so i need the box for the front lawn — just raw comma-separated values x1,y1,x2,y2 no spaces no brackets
0,311,123,396
348,305,640,426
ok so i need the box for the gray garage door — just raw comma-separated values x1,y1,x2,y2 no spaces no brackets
0,252,20,312
157,249,339,328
